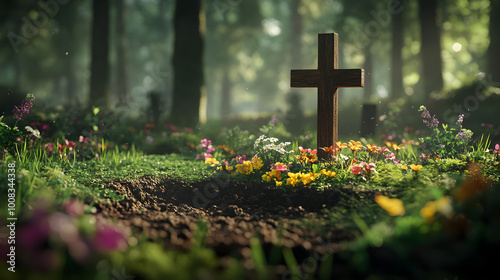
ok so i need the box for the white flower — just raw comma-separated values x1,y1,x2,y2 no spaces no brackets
254,135,266,149
25,126,40,138
269,137,279,143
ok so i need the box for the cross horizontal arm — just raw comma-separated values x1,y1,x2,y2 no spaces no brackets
331,69,365,87
290,69,320,87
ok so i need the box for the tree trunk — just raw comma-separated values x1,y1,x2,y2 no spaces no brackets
363,46,373,100
488,0,500,82
171,0,204,127
220,71,232,118
114,0,130,105
391,7,404,98
89,0,110,109
290,0,302,69
418,0,443,98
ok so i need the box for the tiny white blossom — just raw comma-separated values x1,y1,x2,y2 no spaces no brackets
269,137,279,143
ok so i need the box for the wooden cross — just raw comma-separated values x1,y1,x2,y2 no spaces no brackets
291,33,364,160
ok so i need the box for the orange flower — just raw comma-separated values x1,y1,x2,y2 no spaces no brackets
321,145,338,155
145,123,155,129
366,144,378,152
374,194,405,216
386,141,404,151
336,142,347,150
348,140,363,152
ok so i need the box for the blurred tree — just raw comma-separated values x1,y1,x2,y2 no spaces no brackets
89,0,111,109
488,0,500,82
390,6,404,98
418,0,443,98
114,0,130,105
171,0,204,126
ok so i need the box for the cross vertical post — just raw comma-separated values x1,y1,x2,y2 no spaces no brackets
291,33,364,160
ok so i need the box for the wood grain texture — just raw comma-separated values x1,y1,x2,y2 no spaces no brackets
290,33,364,160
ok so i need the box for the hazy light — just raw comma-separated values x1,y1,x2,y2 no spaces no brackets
452,42,462,52
377,85,388,98
263,19,281,37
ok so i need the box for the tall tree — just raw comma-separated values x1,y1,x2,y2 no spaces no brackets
171,0,204,126
89,0,111,109
418,0,443,98
114,0,130,105
390,6,404,98
488,0,500,82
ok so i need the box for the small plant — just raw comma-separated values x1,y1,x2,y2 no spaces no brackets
418,106,473,159
0,94,35,156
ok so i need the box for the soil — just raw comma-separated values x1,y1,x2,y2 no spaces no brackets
94,175,380,277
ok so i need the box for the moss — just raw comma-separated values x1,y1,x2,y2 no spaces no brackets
437,158,468,173
371,162,405,187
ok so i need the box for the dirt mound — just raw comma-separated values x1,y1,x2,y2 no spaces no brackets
94,175,375,258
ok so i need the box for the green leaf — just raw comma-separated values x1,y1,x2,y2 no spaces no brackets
93,107,100,116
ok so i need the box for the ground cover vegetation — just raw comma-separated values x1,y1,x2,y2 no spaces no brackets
1,95,499,279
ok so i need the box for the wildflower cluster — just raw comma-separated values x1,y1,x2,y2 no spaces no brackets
13,94,35,121
196,138,216,160
254,135,293,165
351,162,376,177
15,198,129,271
418,105,473,159
295,146,318,164
419,105,439,129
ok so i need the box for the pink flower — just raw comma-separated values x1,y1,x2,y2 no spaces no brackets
164,124,171,130
62,199,86,217
93,218,128,252
65,139,77,149
79,136,90,143
272,163,289,172
171,126,178,132
44,143,55,154
233,155,246,164
494,144,500,155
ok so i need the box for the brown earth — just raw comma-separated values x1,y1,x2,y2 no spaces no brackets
94,175,380,276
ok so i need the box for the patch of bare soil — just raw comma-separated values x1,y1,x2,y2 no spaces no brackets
94,175,377,276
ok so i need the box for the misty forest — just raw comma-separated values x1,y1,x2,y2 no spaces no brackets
1,0,500,279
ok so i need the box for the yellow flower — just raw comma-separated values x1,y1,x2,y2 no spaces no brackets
409,164,423,172
348,140,363,152
286,172,300,187
275,180,283,187
301,173,314,185
374,194,405,216
236,161,253,175
262,174,271,182
205,157,220,166
401,165,408,171
320,169,336,177
251,157,264,170
226,165,233,171
420,196,453,223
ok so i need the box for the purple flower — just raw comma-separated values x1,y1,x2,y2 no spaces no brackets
270,116,279,125
456,114,464,125
12,94,35,121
